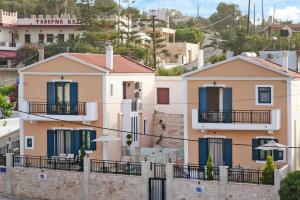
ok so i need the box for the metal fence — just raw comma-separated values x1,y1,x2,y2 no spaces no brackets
0,155,5,166
13,156,82,171
154,163,166,178
174,165,219,180
90,160,141,176
29,102,86,115
228,168,274,185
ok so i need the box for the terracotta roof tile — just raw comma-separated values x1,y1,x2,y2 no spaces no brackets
67,53,154,74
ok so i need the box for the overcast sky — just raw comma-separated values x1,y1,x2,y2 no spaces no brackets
120,0,300,22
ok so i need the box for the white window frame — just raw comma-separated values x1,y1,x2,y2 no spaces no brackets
256,85,273,106
25,136,34,150
255,136,285,163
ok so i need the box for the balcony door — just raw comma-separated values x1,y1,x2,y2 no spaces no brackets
199,87,232,123
47,82,78,115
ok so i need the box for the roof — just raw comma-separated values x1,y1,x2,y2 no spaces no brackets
183,55,300,78
67,53,155,74
0,51,17,59
269,24,300,30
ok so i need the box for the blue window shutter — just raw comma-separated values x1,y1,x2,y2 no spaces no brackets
47,82,56,114
199,138,208,167
70,82,78,114
90,130,96,150
223,139,232,168
199,88,207,122
47,130,56,157
71,130,81,155
252,139,259,160
223,88,232,123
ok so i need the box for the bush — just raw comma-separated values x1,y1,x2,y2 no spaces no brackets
157,66,188,76
206,153,214,180
79,146,86,171
261,156,275,184
208,54,226,64
279,171,300,200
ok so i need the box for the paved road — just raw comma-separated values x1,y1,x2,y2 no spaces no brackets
0,194,42,200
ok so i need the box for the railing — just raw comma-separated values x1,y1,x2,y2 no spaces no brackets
154,163,166,178
90,160,142,176
13,156,82,171
228,168,274,185
174,165,219,180
0,155,6,166
29,102,86,115
198,110,271,124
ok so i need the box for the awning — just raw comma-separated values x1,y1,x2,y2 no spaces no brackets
0,51,17,59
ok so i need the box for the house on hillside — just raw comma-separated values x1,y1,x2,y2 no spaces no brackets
18,45,155,161
183,54,300,170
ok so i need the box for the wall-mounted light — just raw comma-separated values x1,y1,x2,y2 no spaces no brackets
61,76,64,80
213,81,217,86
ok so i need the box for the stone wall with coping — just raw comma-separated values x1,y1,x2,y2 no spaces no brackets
0,172,5,193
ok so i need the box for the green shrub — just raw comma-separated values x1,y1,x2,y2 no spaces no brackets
206,153,214,180
279,171,300,200
261,156,275,184
79,145,86,171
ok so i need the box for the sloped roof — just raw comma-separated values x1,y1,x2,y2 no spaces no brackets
67,53,155,74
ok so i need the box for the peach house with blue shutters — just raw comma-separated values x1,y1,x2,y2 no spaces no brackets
183,55,300,170
18,45,155,160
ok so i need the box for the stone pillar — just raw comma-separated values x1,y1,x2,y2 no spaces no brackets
83,157,90,200
5,153,14,195
166,163,174,200
219,166,228,200
274,169,282,200
141,161,152,200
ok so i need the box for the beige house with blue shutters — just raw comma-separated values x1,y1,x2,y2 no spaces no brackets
183,55,300,170
18,45,155,160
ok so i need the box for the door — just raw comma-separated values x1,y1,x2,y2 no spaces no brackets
149,178,166,200
56,82,71,114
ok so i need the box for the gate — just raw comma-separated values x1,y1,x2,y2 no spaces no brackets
149,178,166,200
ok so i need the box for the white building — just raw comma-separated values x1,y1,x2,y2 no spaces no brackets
259,51,299,71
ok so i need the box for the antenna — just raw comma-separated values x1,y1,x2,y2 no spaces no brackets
247,0,251,34
197,2,199,20
253,3,256,33
261,0,264,27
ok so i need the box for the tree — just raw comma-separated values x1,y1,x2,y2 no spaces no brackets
0,85,15,119
261,156,275,185
279,171,300,200
175,28,204,44
15,45,39,66
206,153,214,180
208,54,226,64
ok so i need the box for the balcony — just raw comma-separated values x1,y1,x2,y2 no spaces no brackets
22,101,98,122
192,109,280,132
0,42,23,51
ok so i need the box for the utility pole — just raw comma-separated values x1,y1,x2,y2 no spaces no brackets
247,0,251,34
253,3,256,34
261,0,265,27
118,0,121,44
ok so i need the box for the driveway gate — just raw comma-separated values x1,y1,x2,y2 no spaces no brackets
149,178,166,200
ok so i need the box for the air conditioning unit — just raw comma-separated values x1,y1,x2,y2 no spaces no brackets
135,82,142,90
267,53,274,59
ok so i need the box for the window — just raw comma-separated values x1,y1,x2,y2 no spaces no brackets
157,88,170,105
252,138,284,161
57,34,64,42
25,136,34,149
144,118,148,135
38,34,44,44
131,116,138,141
256,86,273,105
110,83,114,97
47,34,54,43
80,130,96,151
69,34,75,41
24,34,31,44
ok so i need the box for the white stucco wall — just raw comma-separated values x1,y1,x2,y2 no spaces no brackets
155,76,184,115
291,79,300,170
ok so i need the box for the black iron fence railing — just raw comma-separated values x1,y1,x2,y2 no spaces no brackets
13,156,82,171
90,160,141,176
0,155,6,166
198,110,271,124
154,163,166,178
228,168,274,185
174,165,219,180
29,102,86,115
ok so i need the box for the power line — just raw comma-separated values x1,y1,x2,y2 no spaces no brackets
13,109,300,149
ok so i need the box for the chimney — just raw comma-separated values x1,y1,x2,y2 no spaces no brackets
38,48,44,61
226,51,234,59
106,44,113,70
198,49,204,68
282,51,289,72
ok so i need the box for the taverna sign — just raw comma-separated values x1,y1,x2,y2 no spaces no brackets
35,19,78,25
